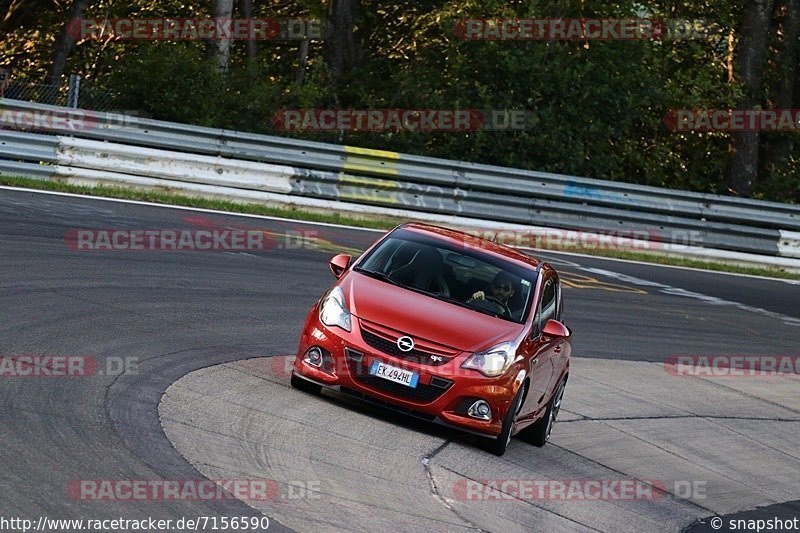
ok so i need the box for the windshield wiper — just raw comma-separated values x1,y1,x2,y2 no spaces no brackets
353,267,403,287
424,291,474,310
464,302,505,319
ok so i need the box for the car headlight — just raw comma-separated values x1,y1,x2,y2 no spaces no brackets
319,286,351,332
461,342,515,377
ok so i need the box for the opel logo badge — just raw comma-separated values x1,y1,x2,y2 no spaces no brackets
397,336,414,352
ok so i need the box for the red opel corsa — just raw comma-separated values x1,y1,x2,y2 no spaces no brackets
291,223,571,455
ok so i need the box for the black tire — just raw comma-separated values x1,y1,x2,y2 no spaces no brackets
519,376,567,447
290,372,322,395
485,384,526,456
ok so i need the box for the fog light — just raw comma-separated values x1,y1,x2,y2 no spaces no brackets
467,400,492,421
303,347,324,367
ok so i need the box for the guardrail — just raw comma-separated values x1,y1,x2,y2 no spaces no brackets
2,98,799,264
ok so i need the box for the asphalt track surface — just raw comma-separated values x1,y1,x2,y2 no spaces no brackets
1,187,799,532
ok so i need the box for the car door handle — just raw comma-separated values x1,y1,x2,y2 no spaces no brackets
532,357,539,365
554,346,562,354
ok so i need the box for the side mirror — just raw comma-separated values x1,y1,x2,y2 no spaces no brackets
542,319,570,339
329,254,352,279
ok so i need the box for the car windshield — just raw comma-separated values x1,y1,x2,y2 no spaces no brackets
354,228,537,323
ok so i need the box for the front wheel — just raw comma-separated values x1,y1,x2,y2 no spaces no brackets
485,384,525,456
519,376,567,447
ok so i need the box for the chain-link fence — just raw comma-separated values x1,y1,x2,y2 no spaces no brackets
0,74,119,112
1,81,67,106
74,80,119,112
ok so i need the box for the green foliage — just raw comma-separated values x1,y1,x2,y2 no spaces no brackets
105,44,218,124
2,0,797,202
101,42,330,133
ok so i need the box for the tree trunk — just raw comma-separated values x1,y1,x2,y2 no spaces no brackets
210,0,234,72
295,38,310,84
727,0,775,196
238,0,257,64
45,0,92,91
324,0,362,82
759,0,800,177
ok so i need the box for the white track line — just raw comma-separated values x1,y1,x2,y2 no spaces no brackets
2,183,799,284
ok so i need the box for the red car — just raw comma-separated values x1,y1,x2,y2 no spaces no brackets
291,223,571,455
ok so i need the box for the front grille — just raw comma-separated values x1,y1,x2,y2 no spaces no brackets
348,360,453,404
360,328,451,366
356,375,449,403
339,387,437,421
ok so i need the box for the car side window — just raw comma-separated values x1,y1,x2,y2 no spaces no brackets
538,278,557,332
556,278,563,322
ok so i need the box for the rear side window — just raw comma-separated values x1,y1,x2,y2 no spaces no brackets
538,278,557,332
556,278,563,321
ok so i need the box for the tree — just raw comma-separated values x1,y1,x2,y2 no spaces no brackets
45,0,92,88
759,0,799,180
238,0,256,63
324,0,362,82
5,0,797,203
728,0,775,196
210,0,234,72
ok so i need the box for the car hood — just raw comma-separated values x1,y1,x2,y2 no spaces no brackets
341,272,524,352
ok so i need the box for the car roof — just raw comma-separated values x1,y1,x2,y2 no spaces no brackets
399,223,542,271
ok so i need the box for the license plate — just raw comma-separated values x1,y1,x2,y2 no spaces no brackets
369,361,419,388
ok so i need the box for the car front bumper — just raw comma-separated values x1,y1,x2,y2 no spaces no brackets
291,309,522,438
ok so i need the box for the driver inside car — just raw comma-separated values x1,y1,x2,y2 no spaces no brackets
467,271,518,317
